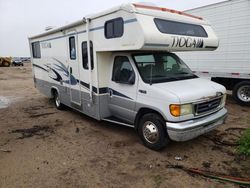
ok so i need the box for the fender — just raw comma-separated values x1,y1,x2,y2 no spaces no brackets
51,86,60,98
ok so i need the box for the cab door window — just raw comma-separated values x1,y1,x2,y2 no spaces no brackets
112,56,135,84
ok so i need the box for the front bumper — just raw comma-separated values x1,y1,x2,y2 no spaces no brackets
166,108,227,141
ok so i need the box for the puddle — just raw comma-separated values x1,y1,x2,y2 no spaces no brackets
0,96,10,109
0,96,21,109
11,125,54,139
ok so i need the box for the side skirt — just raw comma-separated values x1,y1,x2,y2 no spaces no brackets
103,116,134,128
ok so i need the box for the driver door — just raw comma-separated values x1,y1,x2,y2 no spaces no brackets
108,56,137,123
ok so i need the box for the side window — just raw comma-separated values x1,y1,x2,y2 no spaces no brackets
81,41,94,70
69,36,76,60
112,56,135,84
154,18,208,38
105,18,124,39
31,42,41,58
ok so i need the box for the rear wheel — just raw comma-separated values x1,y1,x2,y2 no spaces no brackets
138,113,169,150
53,91,65,110
233,81,250,106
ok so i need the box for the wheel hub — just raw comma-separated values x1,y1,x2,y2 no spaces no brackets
237,86,250,102
143,121,159,144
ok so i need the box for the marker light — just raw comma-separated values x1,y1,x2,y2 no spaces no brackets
221,94,227,106
170,104,180,117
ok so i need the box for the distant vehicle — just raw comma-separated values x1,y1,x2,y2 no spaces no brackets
29,3,227,150
20,57,31,62
178,0,250,106
12,58,24,66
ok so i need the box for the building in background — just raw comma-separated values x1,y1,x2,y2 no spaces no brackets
178,0,250,106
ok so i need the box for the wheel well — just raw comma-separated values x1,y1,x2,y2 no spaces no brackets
134,108,166,131
51,88,58,98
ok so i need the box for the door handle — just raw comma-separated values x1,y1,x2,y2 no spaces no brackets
70,67,72,74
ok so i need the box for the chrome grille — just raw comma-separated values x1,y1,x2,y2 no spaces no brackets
194,97,222,115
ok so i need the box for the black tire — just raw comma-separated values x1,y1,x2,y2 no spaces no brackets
232,81,250,106
138,113,170,151
53,91,65,110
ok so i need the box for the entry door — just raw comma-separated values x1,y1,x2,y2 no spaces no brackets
108,56,138,123
67,33,81,105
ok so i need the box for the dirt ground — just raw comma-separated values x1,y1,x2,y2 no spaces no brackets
0,64,249,188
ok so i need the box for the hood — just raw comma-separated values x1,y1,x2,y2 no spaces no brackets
152,78,226,103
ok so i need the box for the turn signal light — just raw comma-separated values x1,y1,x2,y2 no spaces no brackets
170,104,181,117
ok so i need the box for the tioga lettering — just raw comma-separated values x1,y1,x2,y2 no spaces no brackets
171,36,204,48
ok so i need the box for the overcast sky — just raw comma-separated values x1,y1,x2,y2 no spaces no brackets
0,0,225,57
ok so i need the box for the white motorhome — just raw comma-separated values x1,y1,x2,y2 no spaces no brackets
29,3,227,150
179,0,250,106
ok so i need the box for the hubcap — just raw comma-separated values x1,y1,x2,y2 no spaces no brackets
237,86,250,102
55,95,60,107
142,121,159,144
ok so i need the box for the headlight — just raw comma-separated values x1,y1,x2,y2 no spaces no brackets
181,104,193,115
221,94,227,106
170,104,193,117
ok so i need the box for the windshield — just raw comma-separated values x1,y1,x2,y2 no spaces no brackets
132,53,197,84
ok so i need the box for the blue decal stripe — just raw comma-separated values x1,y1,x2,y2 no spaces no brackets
110,89,132,100
78,80,98,93
78,30,86,34
40,35,65,43
90,26,104,32
124,18,137,24
75,80,132,100
99,87,108,94
44,64,63,82
50,68,62,82
33,64,132,100
39,18,137,43
144,43,170,47
33,64,49,72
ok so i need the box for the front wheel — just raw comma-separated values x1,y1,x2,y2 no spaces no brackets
233,81,250,106
138,113,170,151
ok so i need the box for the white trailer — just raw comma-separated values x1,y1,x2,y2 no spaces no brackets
29,3,227,150
178,0,250,106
